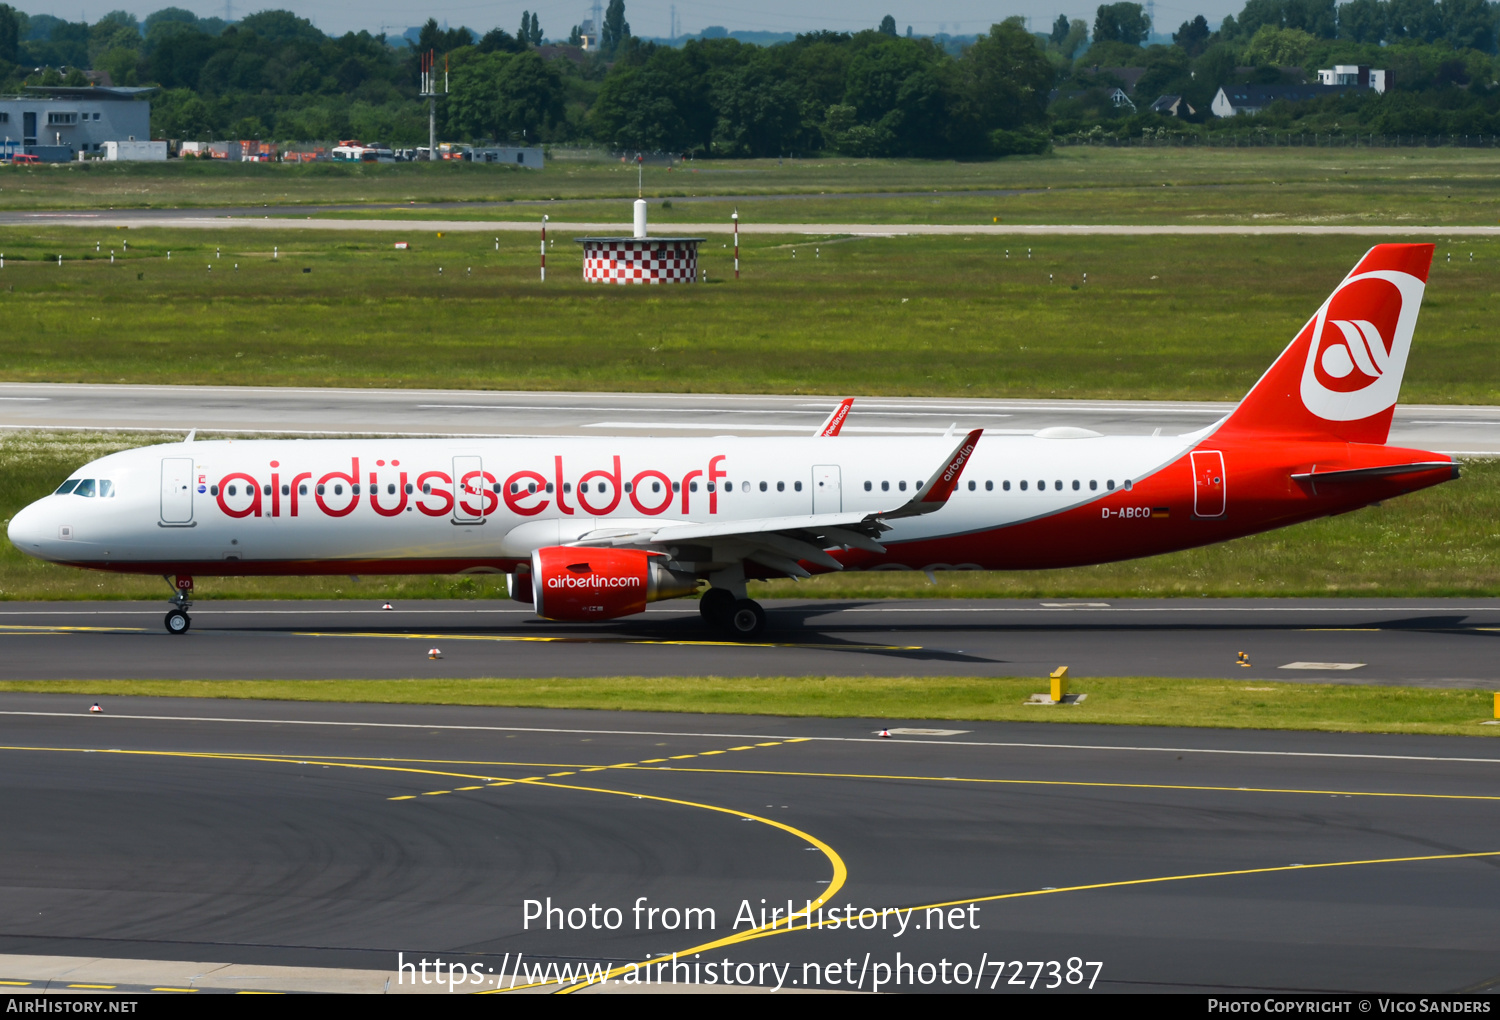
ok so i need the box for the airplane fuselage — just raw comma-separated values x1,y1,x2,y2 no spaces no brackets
7,432,1455,578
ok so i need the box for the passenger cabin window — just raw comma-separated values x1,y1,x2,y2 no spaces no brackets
967,480,976,491
794,481,802,492
1107,480,1116,490
1002,481,1010,490
985,480,993,491
1020,480,1028,491
1090,480,1097,490
776,481,784,492
300,484,309,495
864,481,872,491
881,481,889,491
898,481,907,491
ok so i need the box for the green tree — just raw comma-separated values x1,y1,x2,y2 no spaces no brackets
1055,18,1089,57
238,10,323,45
878,15,898,36
0,4,18,62
1093,3,1150,45
144,7,197,33
1386,0,1442,41
1439,0,1494,52
478,28,523,53
956,19,1054,132
1050,14,1072,45
712,56,804,155
602,0,630,57
1135,43,1193,96
1173,14,1211,55
529,13,543,46
1337,0,1386,42
1242,24,1318,65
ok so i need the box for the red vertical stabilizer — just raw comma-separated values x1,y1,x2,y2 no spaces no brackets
1216,243,1433,445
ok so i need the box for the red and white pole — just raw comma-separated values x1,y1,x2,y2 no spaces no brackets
540,215,547,282
732,210,739,279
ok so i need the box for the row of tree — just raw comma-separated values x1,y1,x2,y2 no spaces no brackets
0,1,1498,155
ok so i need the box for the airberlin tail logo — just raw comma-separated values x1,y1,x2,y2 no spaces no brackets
1300,269,1424,422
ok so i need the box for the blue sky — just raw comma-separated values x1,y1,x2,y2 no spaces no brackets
35,0,1231,42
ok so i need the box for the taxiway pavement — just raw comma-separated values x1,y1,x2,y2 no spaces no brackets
1,383,1495,455
0,693,1495,993
1,598,1497,687
7,209,1500,237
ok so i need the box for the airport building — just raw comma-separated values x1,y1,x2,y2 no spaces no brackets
0,85,155,161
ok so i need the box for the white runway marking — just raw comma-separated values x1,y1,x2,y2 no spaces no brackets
1280,662,1367,670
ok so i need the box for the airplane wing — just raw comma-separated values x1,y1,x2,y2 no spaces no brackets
572,429,982,577
815,398,854,436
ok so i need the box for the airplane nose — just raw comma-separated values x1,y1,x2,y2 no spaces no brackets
6,499,51,557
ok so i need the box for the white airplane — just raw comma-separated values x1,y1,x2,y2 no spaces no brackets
7,244,1458,637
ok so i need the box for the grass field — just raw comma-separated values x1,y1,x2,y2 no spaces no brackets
2,676,1494,737
4,149,1500,225
0,227,1495,403
1,431,1493,601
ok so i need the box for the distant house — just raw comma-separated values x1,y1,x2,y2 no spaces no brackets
1317,65,1390,93
1150,95,1196,117
1047,87,1137,111
1210,84,1352,117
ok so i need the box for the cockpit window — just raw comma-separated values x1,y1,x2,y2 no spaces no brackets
73,479,96,498
54,479,80,495
98,480,114,498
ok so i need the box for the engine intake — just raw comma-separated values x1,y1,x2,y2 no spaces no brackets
531,546,698,621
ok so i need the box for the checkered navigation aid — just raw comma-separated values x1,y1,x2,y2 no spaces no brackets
583,240,699,284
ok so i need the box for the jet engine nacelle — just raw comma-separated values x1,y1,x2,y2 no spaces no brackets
530,546,698,621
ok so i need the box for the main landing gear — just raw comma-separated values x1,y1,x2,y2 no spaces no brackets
163,575,193,635
699,587,767,640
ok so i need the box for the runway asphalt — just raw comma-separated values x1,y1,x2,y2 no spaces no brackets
0,692,1495,993
1,598,1497,687
2,383,1495,454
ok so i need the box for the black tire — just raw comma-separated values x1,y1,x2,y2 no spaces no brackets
699,587,735,625
726,599,766,640
164,609,190,635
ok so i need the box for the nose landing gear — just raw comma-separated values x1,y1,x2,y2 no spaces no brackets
163,574,193,635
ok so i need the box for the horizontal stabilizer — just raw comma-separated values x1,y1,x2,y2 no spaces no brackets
1291,461,1457,484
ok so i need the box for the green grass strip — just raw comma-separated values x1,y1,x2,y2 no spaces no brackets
3,677,1496,738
